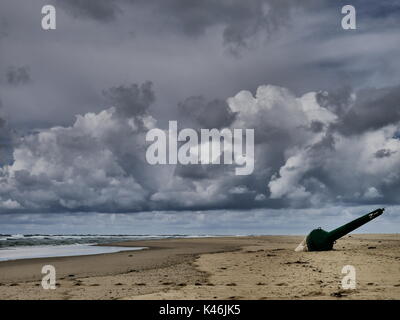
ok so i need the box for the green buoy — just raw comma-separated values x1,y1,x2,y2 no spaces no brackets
295,208,385,252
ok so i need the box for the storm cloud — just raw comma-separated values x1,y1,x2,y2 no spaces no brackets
1,0,400,129
55,0,121,22
5,66,32,86
0,82,399,214
54,0,322,52
0,100,14,167
178,96,237,129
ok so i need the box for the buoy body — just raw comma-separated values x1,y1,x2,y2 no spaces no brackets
306,228,333,251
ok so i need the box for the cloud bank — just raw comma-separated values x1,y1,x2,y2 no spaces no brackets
0,83,399,214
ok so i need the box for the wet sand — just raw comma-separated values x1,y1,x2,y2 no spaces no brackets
0,234,399,300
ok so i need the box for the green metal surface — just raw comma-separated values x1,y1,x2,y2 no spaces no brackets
306,208,385,251
306,228,333,251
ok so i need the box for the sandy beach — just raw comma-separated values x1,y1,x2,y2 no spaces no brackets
0,234,399,300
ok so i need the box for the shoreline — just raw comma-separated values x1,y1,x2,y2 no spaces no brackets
0,236,251,284
0,234,236,262
0,234,399,300
0,244,147,262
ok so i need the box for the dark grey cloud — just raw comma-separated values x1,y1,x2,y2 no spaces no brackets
54,0,121,22
309,120,325,133
135,0,314,53
0,18,9,40
316,87,353,118
0,99,14,166
321,86,400,136
173,164,211,180
102,81,155,117
52,0,400,57
1,0,400,131
178,96,236,129
54,0,321,52
5,66,31,86
55,0,400,56
355,0,400,19
375,149,397,158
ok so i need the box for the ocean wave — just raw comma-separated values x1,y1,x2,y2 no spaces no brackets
0,234,213,248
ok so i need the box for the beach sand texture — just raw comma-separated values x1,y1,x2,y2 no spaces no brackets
0,234,399,300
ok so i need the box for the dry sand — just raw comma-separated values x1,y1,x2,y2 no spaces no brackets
0,234,399,300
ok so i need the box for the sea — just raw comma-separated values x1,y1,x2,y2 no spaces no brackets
0,234,212,261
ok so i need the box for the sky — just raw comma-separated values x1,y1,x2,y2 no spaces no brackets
0,0,399,234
